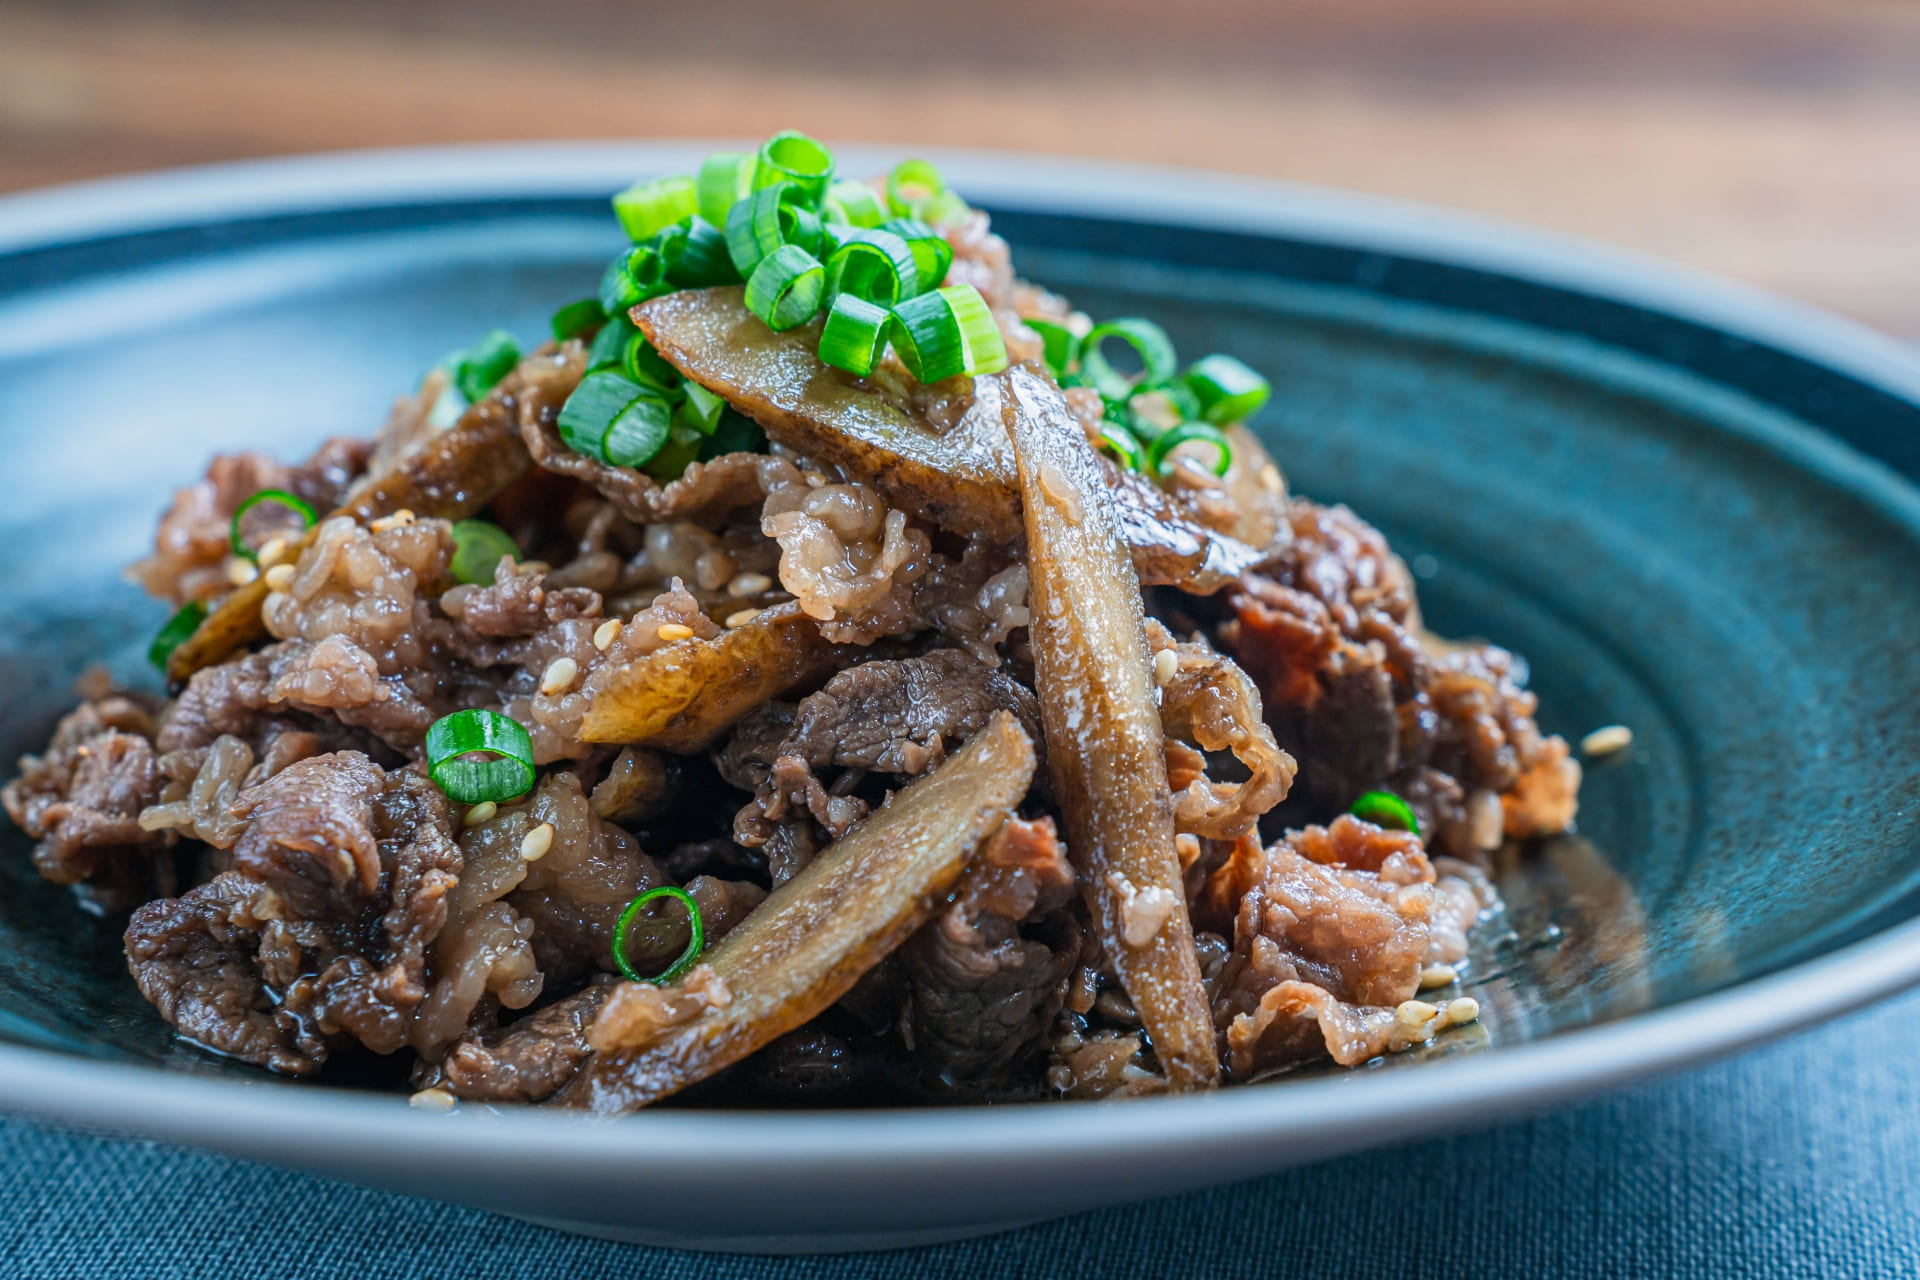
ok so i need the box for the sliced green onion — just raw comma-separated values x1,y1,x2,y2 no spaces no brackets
425,708,535,806
699,409,766,461
557,368,648,460
451,330,520,404
1350,789,1420,836
1097,423,1145,473
1081,318,1179,400
679,380,727,435
823,229,918,305
726,182,823,278
230,489,317,563
890,284,1008,383
550,298,606,342
586,314,635,371
1146,421,1233,478
697,151,756,225
603,393,674,467
622,330,682,394
1185,353,1272,425
819,293,892,376
877,218,952,293
1159,379,1204,424
919,189,971,227
599,252,644,316
448,519,520,585
824,179,886,228
612,174,697,243
745,244,826,332
753,130,835,206
149,601,205,673
885,158,944,217
661,215,741,287
643,424,706,483
613,885,705,985
1024,319,1080,379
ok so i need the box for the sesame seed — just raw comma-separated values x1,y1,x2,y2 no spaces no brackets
1259,464,1284,493
1395,999,1439,1027
727,572,772,598
1152,649,1179,687
538,657,579,695
1419,964,1459,990
462,801,497,828
655,623,696,642
370,508,417,533
263,564,296,592
408,1088,456,1111
724,608,759,628
520,822,554,862
803,472,827,488
336,849,357,879
225,557,258,586
1581,724,1634,757
593,619,623,651
256,536,290,566
1446,997,1481,1026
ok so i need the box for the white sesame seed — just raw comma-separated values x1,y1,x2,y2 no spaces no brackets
1581,724,1634,757
592,619,623,651
1419,964,1459,990
370,508,417,533
538,657,579,695
408,1088,456,1111
1259,464,1284,493
256,536,290,566
520,822,554,862
225,557,258,586
263,563,296,592
1446,997,1481,1025
1395,999,1439,1027
727,572,772,598
336,849,357,879
725,608,760,628
1152,649,1179,687
462,801,497,828
655,623,696,642
803,472,827,488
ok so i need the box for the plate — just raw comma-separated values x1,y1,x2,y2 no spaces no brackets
2,144,1919,1253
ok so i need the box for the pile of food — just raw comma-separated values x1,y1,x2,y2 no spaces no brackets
3,134,1581,1112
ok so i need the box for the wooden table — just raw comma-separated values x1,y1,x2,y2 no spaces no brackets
3,0,1917,335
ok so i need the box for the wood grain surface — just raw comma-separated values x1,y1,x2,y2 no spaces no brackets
2,0,1917,335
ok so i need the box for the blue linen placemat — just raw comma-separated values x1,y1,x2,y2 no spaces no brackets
6,984,1920,1279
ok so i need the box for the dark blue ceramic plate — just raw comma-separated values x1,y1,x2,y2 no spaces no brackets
2,145,1919,1251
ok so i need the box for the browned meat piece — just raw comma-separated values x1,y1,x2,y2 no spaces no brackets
3,695,167,909
437,981,614,1103
898,815,1079,1092
1147,622,1295,842
448,561,602,637
728,651,1043,877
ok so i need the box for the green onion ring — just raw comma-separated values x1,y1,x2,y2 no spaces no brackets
1185,352,1272,425
1097,423,1146,473
585,315,636,371
1023,319,1080,379
1080,318,1179,400
613,885,706,985
557,368,648,461
662,215,741,287
598,251,644,316
819,293,892,376
885,158,944,217
229,489,317,562
621,330,683,395
823,229,919,305
745,244,826,332
612,174,697,244
825,179,886,228
696,151,755,226
448,519,521,586
699,409,766,461
549,298,606,343
425,709,536,806
451,330,520,404
877,218,952,293
726,182,822,278
149,601,206,673
753,130,835,206
1350,789,1421,836
678,380,727,435
1146,421,1234,478
889,284,1007,382
602,393,675,468
918,189,971,227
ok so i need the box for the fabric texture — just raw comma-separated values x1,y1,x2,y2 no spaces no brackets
5,986,1920,1279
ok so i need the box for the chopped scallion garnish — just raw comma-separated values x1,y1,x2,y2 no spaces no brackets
1097,423,1146,473
745,244,826,332
558,368,649,460
550,298,606,343
679,380,727,435
885,158,944,218
699,409,766,461
451,330,521,405
621,330,682,395
819,293,892,377
613,885,706,985
448,519,520,586
149,601,206,673
877,218,953,294
824,179,886,228
1080,318,1178,400
889,284,1007,383
1185,353,1272,425
696,151,756,226
425,709,536,806
823,229,919,306
1024,319,1079,379
603,394,674,468
1146,421,1233,478
229,489,318,563
586,315,636,370
1350,789,1420,836
725,182,822,279
753,130,835,206
612,175,697,244
661,216,741,288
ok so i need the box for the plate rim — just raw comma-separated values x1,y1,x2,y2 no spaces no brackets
2,141,1918,1172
